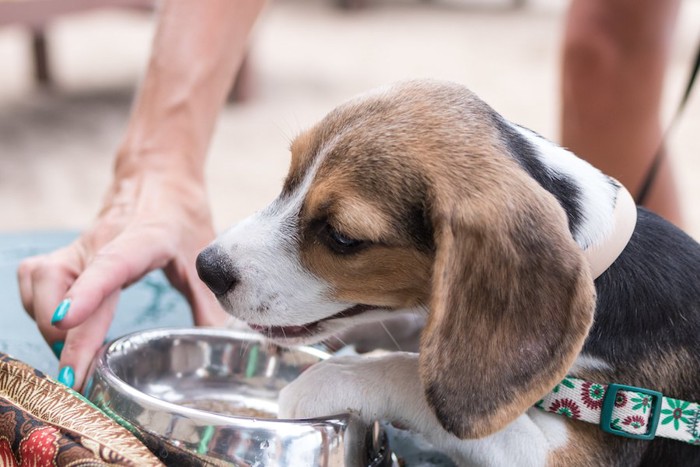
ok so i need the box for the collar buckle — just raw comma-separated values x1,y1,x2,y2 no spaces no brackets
600,384,663,440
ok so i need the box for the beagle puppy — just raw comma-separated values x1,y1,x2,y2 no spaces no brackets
196,81,700,466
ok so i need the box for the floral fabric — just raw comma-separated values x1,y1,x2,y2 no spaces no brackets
535,376,700,445
0,352,163,466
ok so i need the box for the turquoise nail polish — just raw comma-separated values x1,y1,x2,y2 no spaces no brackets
51,299,71,325
51,341,64,359
57,366,75,388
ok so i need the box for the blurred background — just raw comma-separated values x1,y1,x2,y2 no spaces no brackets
1,0,699,237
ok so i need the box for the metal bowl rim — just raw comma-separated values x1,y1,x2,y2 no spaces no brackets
90,327,346,426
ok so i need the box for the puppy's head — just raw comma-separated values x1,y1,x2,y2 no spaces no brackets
197,81,596,438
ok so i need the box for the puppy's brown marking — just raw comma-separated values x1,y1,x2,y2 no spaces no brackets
301,177,433,309
303,179,394,243
284,125,322,196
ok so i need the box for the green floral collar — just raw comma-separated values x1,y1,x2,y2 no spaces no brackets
535,376,700,445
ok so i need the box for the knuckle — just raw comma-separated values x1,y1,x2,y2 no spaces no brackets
29,256,65,283
62,335,99,356
17,257,39,279
92,249,132,280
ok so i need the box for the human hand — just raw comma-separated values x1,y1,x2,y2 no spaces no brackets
17,169,231,390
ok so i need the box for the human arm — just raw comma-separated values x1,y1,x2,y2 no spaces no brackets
17,0,266,390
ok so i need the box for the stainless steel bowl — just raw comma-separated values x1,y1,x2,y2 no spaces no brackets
83,328,395,466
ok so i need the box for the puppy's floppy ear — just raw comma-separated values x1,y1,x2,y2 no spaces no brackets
419,162,596,439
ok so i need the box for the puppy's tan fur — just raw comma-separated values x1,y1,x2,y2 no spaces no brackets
286,81,596,438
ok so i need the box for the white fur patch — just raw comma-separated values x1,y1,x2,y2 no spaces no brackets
512,125,619,250
568,353,613,375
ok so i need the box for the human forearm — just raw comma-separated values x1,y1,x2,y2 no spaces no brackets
116,0,266,180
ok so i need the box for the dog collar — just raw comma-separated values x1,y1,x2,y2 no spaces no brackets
538,186,700,444
583,181,637,279
535,376,700,445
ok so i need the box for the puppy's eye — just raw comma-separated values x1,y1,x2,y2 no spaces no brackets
323,225,365,254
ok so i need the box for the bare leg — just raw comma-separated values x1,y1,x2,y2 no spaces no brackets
561,0,683,226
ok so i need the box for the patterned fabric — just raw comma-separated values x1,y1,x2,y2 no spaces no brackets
535,376,700,445
0,352,163,466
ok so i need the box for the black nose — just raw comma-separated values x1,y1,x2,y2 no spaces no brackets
196,246,238,296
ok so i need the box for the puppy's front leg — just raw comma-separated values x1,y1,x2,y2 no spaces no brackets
279,353,433,430
278,353,565,467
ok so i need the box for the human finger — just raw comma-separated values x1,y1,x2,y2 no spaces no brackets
17,255,42,318
51,231,171,331
30,255,77,348
56,291,119,391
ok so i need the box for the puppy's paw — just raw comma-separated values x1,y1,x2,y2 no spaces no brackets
278,352,540,466
278,352,436,432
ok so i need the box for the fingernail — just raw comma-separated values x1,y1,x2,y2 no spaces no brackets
51,341,64,359
57,366,75,388
51,299,71,325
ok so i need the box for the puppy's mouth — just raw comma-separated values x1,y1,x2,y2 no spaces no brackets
247,304,385,340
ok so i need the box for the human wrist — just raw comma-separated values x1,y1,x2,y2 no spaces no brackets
100,162,211,227
114,72,212,182
114,148,204,184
